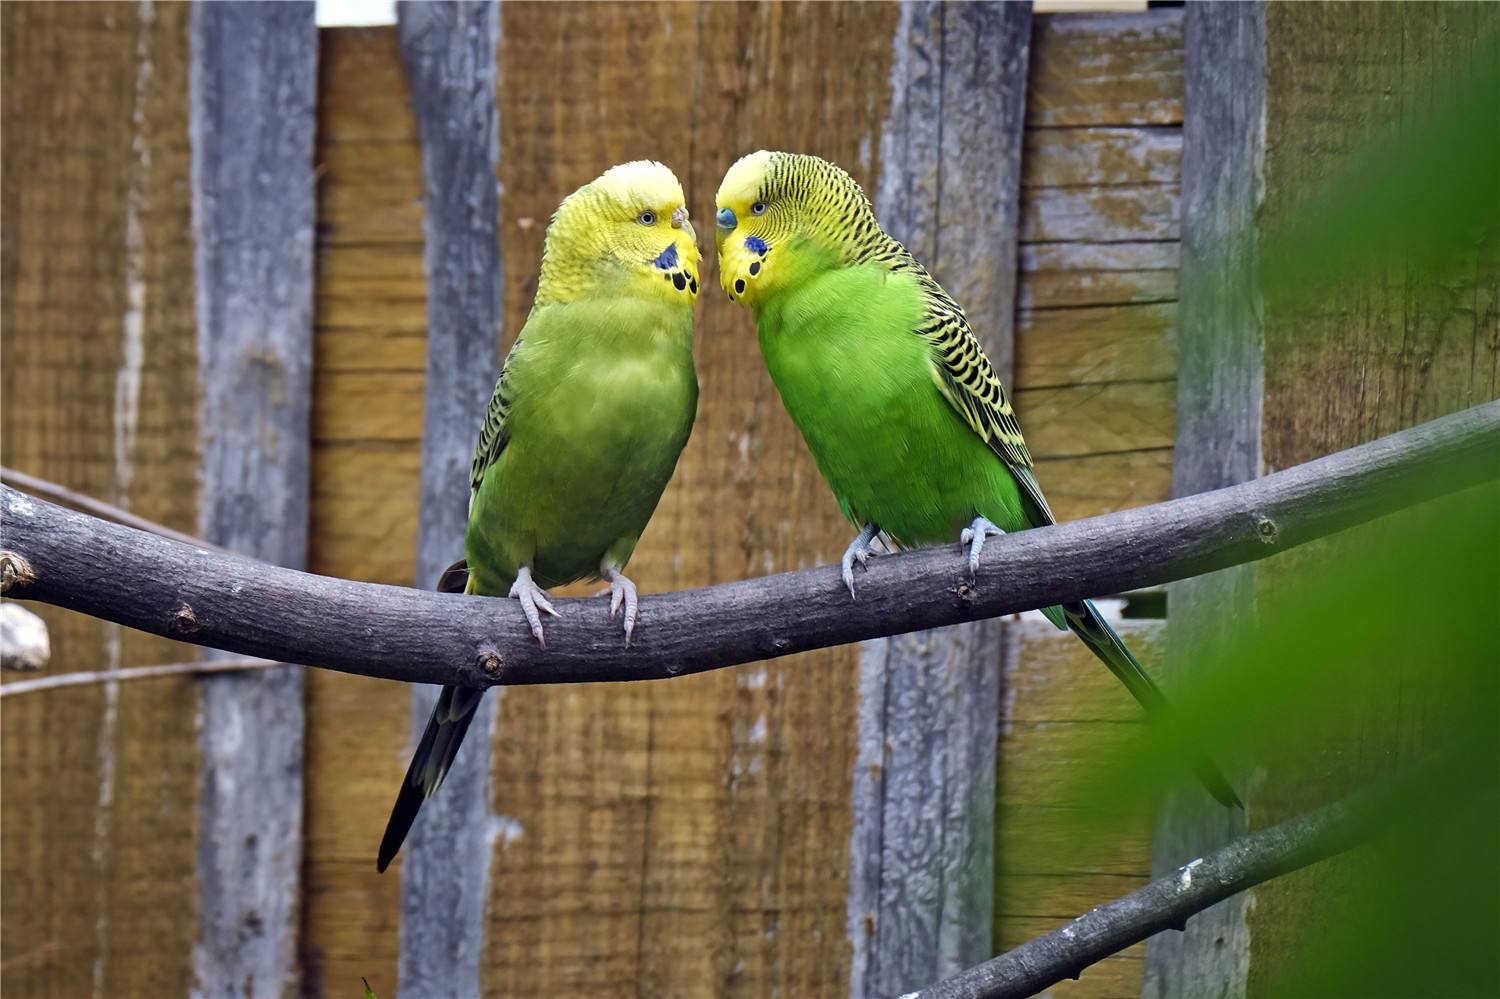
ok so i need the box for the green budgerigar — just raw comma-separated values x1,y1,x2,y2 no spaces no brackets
714,150,1239,807
378,161,702,871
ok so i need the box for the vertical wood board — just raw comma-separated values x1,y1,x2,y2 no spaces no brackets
189,4,318,995
394,3,504,996
848,3,1031,996
1142,5,1263,996
300,26,429,999
1,4,203,997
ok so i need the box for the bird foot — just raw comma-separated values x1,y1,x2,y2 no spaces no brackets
601,566,639,643
840,522,880,599
508,566,559,648
960,516,1006,579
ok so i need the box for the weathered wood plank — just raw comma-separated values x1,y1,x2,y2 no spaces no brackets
994,615,1160,999
1022,125,1180,188
1143,8,1263,996
393,4,505,996
1016,302,1176,386
189,4,318,995
849,3,1031,996
1020,183,1178,243
301,26,427,999
1015,379,1176,458
1031,449,1173,523
1,4,202,996
1018,242,1177,310
1027,9,1184,127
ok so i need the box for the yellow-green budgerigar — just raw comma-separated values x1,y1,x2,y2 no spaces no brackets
378,161,702,871
714,150,1239,807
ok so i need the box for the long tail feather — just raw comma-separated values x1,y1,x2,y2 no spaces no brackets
1061,599,1243,808
377,684,485,871
377,558,482,872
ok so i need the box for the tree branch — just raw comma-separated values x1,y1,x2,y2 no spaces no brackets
0,657,277,698
0,465,229,553
2,402,1495,689
908,763,1430,999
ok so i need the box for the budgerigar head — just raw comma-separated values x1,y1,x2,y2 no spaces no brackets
714,150,880,308
537,160,701,305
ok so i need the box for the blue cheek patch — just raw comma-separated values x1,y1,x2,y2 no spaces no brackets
745,235,769,256
652,243,679,270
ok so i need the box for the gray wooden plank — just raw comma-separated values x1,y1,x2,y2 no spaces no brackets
1142,4,1265,998
188,2,318,996
393,2,504,996
849,3,1032,996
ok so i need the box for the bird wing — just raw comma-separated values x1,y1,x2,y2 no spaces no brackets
468,337,524,514
916,296,1057,526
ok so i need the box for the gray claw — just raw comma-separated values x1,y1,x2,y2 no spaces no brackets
602,567,639,643
962,516,1006,579
509,566,559,648
840,522,880,599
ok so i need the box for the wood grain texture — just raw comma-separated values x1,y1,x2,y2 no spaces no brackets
1026,9,1184,128
993,615,1158,999
300,26,427,999
1013,7,1185,524
1018,242,1177,311
1007,15,1190,994
189,5,318,995
850,4,1031,996
1143,5,1263,996
395,4,504,995
1246,5,1500,997
0,4,203,996
484,4,900,997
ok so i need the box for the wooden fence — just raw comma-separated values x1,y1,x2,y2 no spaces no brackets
2,3,1493,998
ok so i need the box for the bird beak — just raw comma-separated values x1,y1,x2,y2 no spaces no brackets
671,206,690,229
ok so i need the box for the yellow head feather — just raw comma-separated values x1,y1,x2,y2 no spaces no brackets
537,160,701,306
714,150,888,308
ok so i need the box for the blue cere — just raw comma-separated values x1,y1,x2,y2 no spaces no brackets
745,235,768,256
653,243,679,270
716,207,737,229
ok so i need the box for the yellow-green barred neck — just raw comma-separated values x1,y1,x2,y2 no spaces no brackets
714,150,926,306
536,160,701,307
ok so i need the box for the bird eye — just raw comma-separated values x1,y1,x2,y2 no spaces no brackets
638,210,657,226
751,201,768,215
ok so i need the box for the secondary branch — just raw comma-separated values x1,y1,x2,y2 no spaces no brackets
910,763,1431,999
2,402,1495,689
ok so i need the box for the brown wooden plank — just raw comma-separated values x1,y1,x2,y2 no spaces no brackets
1016,380,1176,458
0,3,202,997
1004,18,1185,987
1018,242,1177,310
1031,449,1173,524
1027,9,1185,127
1020,183,1178,243
1016,302,1176,387
1022,126,1180,188
300,26,428,999
994,616,1161,998
483,3,901,996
